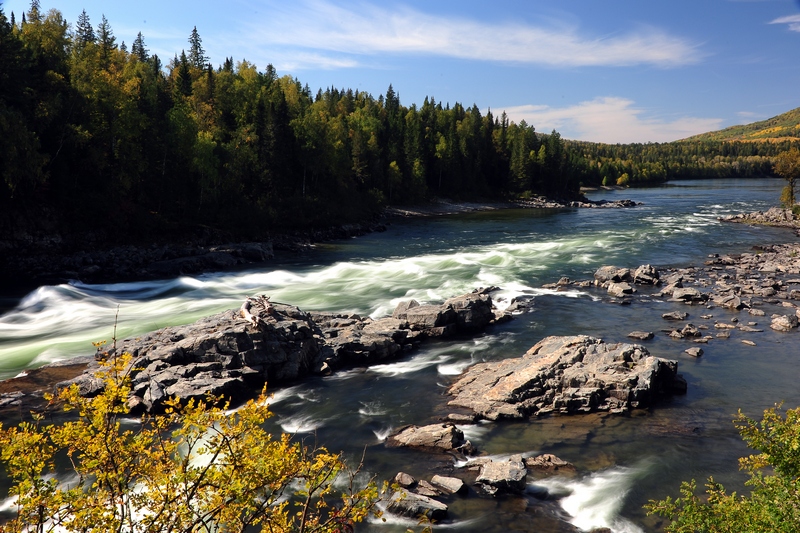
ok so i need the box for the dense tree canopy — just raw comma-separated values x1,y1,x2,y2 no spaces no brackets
0,3,795,242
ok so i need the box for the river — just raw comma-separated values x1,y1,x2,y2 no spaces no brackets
1,179,799,531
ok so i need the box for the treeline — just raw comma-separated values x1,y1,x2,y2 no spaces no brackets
1,3,796,242
568,139,800,187
0,3,579,239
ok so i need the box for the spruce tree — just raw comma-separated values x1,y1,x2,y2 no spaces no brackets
75,9,95,48
132,31,148,61
187,26,207,69
27,0,40,23
97,14,116,67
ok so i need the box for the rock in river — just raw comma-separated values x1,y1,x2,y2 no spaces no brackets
447,335,684,420
55,291,499,413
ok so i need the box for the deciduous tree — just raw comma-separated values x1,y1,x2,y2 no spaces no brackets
0,353,387,532
646,404,800,532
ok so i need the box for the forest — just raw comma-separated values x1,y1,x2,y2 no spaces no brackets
1,3,798,241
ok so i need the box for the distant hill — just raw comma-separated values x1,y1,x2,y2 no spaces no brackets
683,107,800,142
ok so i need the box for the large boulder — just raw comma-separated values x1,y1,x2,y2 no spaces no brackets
594,266,632,283
387,491,448,521
447,335,683,420
386,423,471,453
476,456,528,494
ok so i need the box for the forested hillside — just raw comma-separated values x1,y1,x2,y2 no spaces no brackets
684,107,800,142
1,3,798,244
0,4,579,241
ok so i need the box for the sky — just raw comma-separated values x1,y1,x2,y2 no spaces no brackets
3,0,800,143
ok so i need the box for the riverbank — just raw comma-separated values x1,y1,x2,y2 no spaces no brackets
0,195,638,288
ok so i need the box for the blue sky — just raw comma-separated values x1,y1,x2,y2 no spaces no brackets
4,0,800,143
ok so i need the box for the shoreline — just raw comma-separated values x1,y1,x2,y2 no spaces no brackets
0,195,638,289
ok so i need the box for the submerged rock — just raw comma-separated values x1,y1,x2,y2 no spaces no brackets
447,335,683,420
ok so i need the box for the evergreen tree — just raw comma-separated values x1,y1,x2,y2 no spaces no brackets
175,50,192,97
187,26,206,69
10,11,15,29
131,32,148,61
97,14,116,67
119,40,127,53
27,0,41,23
75,9,94,48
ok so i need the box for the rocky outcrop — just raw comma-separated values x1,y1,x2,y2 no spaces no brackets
386,423,474,454
719,207,800,231
447,335,684,420
56,291,498,413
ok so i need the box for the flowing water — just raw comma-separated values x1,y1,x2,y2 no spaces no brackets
1,179,799,531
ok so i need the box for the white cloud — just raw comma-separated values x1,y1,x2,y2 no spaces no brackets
500,97,723,143
240,0,703,71
769,14,800,32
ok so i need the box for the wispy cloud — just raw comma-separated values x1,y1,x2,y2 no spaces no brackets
238,0,703,71
769,14,800,32
500,97,723,143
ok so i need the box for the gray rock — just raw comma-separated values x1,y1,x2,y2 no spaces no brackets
58,291,498,413
386,423,468,452
387,491,448,521
685,347,704,357
414,480,442,497
394,472,417,488
607,282,635,298
627,331,654,341
633,264,660,285
447,335,683,420
594,266,632,283
681,324,702,338
662,311,689,321
525,454,577,476
771,314,799,332
430,475,467,495
671,287,707,302
476,456,527,494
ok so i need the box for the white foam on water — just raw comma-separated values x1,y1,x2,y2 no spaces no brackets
456,422,492,442
437,359,474,375
367,353,452,377
372,426,394,441
279,415,324,433
530,465,647,533
358,401,387,416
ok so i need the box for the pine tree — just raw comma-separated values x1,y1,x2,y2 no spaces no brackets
10,11,15,29
187,26,207,69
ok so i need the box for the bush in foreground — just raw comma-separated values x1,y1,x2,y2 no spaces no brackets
0,353,386,532
646,404,800,532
